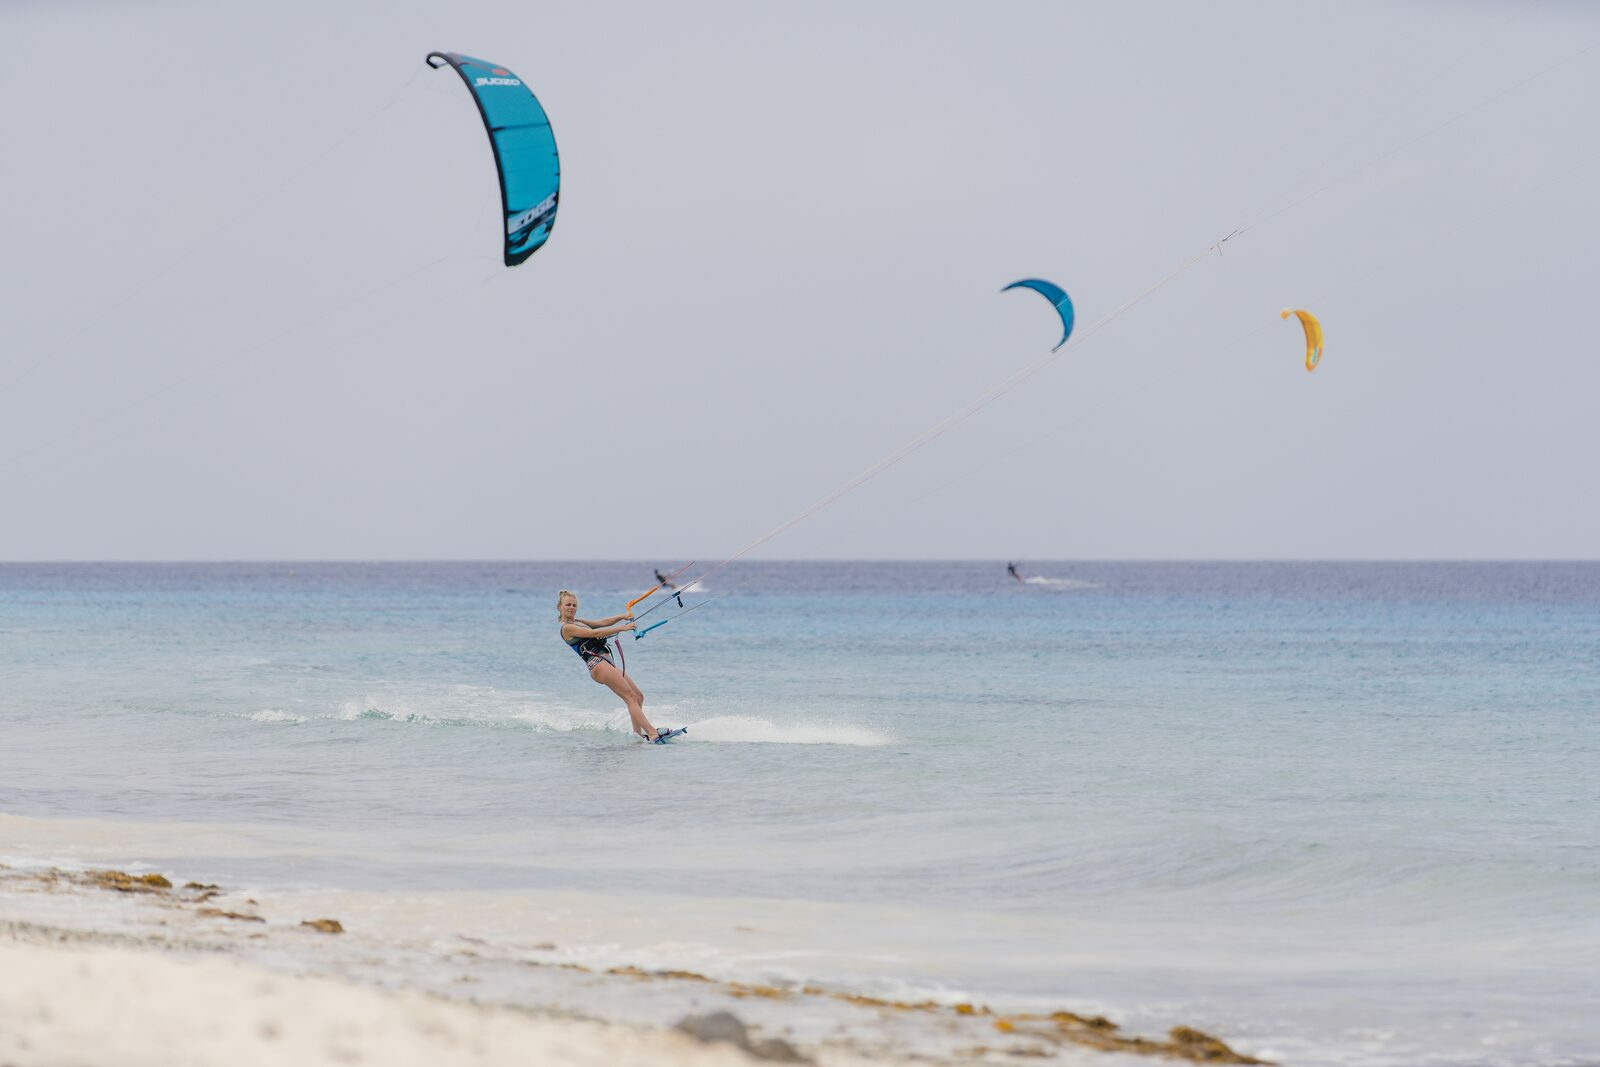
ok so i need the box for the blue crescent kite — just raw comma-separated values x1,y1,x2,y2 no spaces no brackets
427,51,560,266
1003,279,1075,351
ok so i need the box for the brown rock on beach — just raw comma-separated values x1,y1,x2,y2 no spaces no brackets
674,1011,812,1064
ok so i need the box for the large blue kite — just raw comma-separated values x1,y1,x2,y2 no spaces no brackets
427,51,560,266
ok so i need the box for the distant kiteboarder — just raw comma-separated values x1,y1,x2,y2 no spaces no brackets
654,567,685,607
1007,562,1023,582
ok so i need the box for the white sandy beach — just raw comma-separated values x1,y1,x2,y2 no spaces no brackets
0,937,771,1067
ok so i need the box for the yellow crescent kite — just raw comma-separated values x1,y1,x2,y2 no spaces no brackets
1280,308,1323,372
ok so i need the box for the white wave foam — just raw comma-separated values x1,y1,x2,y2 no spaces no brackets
1024,575,1099,589
247,709,308,724
246,688,778,741
331,690,635,734
682,715,893,746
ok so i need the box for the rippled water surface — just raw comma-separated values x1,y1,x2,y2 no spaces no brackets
3,561,1598,1065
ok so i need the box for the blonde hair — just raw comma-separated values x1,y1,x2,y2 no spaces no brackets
556,590,577,618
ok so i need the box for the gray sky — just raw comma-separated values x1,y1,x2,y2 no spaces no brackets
3,1,1597,561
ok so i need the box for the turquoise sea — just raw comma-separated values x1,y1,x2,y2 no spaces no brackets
2,561,1597,1065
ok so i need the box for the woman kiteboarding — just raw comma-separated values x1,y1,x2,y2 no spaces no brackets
557,590,675,743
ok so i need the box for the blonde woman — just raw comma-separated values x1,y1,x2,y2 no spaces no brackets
557,590,671,742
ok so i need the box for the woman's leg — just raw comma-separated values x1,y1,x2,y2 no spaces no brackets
590,660,656,739
620,674,652,732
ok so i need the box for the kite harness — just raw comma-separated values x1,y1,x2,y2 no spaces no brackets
563,630,616,670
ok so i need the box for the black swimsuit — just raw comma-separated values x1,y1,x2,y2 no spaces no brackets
563,627,613,670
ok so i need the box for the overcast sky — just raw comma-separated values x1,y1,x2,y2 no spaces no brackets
3,1,1597,561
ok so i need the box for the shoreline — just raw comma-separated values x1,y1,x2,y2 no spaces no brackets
0,858,1268,1066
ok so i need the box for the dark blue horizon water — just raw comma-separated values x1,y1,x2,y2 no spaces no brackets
4,556,1599,588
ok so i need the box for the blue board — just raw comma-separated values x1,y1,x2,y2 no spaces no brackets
651,727,688,744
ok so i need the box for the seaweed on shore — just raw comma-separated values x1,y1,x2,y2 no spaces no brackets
986,1012,1270,1064
86,869,172,893
21,867,281,927
607,965,714,982
589,961,1268,1063
197,907,266,923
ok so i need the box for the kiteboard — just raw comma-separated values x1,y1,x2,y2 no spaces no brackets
650,727,688,744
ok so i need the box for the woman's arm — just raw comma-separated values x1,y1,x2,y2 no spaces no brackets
563,621,635,640
576,614,630,628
